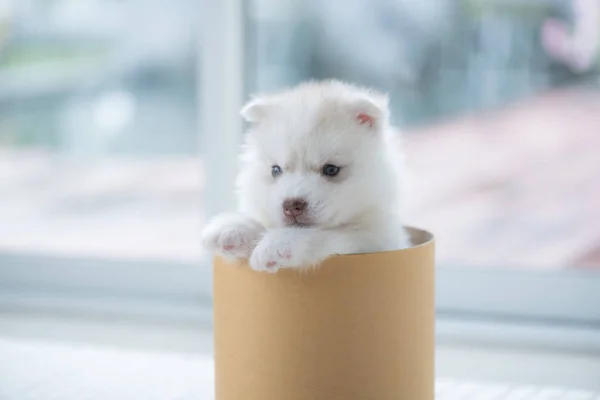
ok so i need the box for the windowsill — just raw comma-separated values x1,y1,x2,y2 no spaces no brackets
1,309,600,391
2,291,600,355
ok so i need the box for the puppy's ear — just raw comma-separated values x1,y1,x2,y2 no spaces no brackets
240,97,273,123
350,93,389,131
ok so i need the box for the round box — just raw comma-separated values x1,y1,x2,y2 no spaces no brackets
213,227,435,400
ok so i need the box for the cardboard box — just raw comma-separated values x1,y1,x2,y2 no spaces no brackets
213,227,435,400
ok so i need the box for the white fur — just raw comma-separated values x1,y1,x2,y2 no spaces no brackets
201,80,409,273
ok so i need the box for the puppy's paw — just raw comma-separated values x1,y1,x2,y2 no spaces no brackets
249,229,319,273
201,214,265,260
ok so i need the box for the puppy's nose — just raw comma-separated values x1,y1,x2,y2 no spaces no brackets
283,198,308,217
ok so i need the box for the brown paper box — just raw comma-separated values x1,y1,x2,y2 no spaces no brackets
213,227,435,400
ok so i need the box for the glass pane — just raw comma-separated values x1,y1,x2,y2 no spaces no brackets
246,0,600,271
0,0,202,264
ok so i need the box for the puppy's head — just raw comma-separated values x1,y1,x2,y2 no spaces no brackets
237,80,403,229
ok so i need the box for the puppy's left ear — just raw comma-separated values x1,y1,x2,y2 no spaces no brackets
240,97,273,123
350,93,389,131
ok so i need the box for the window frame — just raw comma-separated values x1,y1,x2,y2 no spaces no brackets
1,0,599,344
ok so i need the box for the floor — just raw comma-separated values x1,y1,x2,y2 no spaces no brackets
3,335,600,399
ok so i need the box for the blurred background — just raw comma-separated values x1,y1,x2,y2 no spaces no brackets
0,0,599,396
1,0,599,268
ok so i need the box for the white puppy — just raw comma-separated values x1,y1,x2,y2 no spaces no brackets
201,80,409,272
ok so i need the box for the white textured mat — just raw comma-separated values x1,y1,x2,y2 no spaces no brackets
0,337,598,399
0,337,214,399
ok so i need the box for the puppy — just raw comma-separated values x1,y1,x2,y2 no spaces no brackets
201,80,409,272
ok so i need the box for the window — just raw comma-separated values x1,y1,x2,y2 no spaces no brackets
244,0,600,325
0,0,217,313
1,0,599,335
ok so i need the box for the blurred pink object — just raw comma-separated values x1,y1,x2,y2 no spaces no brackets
541,0,600,72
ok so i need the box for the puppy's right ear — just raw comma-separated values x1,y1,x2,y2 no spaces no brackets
240,97,272,123
349,94,389,131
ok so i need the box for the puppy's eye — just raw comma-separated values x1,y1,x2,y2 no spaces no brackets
322,164,341,177
271,165,282,177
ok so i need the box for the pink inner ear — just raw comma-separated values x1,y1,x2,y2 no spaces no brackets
356,113,374,128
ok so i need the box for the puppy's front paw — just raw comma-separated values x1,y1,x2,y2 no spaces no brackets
249,230,316,273
201,214,265,260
